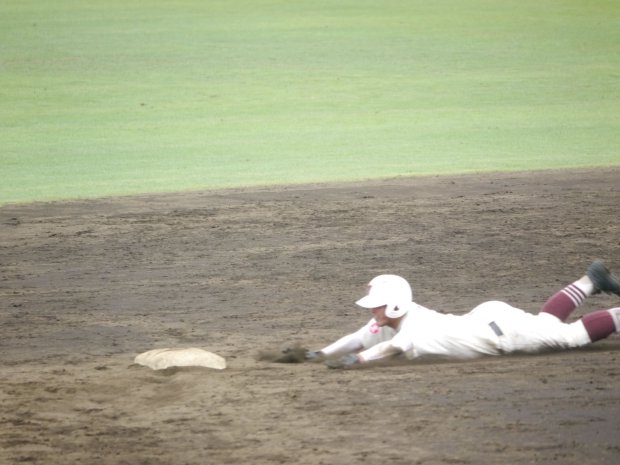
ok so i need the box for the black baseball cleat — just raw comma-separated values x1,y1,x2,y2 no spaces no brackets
587,261,620,297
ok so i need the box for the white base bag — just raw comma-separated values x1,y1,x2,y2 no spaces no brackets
134,348,226,370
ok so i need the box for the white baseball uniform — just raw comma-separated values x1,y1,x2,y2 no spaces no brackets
320,301,592,362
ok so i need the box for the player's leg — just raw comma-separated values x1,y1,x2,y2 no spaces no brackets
511,309,620,352
581,308,620,343
540,276,593,322
540,261,620,322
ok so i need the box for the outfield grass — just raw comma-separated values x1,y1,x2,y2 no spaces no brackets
1,0,619,204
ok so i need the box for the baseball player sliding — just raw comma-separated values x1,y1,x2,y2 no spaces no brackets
304,260,620,368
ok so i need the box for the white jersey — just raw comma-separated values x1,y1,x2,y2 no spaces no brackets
392,303,502,359
329,301,592,363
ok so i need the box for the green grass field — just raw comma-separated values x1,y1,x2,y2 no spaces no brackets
1,0,619,205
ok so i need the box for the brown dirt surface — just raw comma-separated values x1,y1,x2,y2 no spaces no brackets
1,168,620,465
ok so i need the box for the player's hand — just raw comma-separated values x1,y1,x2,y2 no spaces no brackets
304,350,324,362
325,354,360,369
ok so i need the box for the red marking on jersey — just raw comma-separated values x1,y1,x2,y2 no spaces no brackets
369,323,380,334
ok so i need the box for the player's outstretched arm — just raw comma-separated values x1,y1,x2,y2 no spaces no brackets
358,340,403,362
326,340,403,369
315,332,364,359
273,331,365,364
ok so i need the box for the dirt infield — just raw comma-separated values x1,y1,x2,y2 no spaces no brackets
1,169,620,465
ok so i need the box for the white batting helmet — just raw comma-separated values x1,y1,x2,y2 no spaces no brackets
355,274,413,318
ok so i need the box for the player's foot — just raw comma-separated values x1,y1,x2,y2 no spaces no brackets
587,261,620,297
